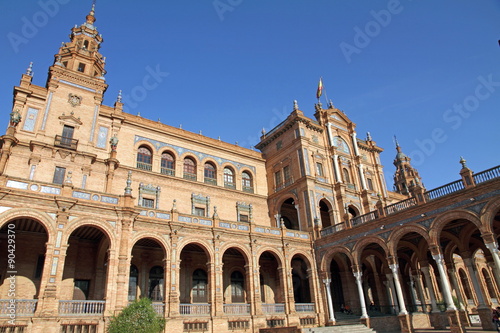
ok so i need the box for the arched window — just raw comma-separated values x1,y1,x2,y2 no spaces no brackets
224,167,235,189
128,265,138,301
161,152,175,176
204,163,217,185
342,168,350,183
367,178,374,191
242,171,253,193
183,157,197,181
192,269,208,303
231,271,245,303
137,146,152,171
148,266,164,301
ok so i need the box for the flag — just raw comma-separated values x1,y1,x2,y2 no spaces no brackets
316,78,323,99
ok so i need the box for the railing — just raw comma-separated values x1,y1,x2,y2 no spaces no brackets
0,299,37,315
351,210,379,226
136,161,152,171
473,165,500,184
320,223,345,237
262,303,285,314
346,183,356,190
424,179,464,201
223,304,250,315
183,173,197,181
160,167,175,176
204,178,217,185
179,303,210,316
242,186,254,193
59,300,105,315
224,182,236,190
384,197,417,215
295,303,315,312
152,302,165,315
55,135,78,150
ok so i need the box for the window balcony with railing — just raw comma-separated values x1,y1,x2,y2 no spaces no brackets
55,135,78,150
183,172,197,181
223,304,250,315
0,299,37,316
242,185,254,193
137,161,152,171
295,303,315,312
179,303,210,316
224,182,236,190
204,178,217,185
59,300,105,315
262,303,285,314
160,167,175,176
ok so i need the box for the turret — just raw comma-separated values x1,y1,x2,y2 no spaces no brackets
393,137,424,195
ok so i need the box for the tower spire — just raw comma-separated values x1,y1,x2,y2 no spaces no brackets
86,0,96,25
392,139,424,195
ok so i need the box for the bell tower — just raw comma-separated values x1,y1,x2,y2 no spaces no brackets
393,138,423,195
48,3,108,94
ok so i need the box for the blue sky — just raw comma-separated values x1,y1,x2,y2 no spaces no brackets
0,1,499,190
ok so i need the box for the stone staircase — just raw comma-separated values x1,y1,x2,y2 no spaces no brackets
301,313,376,333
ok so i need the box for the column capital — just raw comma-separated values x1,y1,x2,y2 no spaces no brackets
485,241,499,253
431,253,444,264
389,263,399,274
322,278,331,286
353,271,363,281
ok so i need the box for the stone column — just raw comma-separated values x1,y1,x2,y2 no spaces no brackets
420,266,438,312
385,273,399,314
244,264,255,315
353,270,369,318
168,243,180,316
447,267,465,310
213,261,224,316
431,254,457,311
323,278,336,325
332,155,341,183
485,242,500,292
411,271,426,312
358,164,367,190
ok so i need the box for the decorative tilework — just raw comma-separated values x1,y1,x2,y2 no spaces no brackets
23,108,39,132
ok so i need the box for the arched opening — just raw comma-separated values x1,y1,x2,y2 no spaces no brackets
481,267,497,301
183,157,197,181
319,199,332,228
180,244,210,306
204,162,217,185
259,251,284,313
128,265,138,301
279,198,299,230
342,168,350,183
242,171,254,193
0,219,48,303
224,167,235,189
130,238,165,302
222,247,248,307
161,151,175,176
347,205,359,220
291,256,311,304
458,268,473,303
329,254,351,311
61,225,110,304
137,146,152,171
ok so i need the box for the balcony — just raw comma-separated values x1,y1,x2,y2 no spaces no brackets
0,299,37,316
262,303,285,314
179,303,210,316
152,302,165,316
223,303,250,315
295,303,315,312
160,167,175,176
54,135,78,150
137,161,152,171
59,300,105,315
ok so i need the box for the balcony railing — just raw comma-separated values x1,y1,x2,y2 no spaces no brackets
152,302,165,316
384,197,417,215
59,300,105,315
262,303,285,314
179,303,210,316
183,173,197,181
320,223,345,237
55,135,78,150
424,179,464,201
473,165,500,184
160,167,175,176
242,186,254,193
224,182,236,190
223,304,250,315
351,210,379,226
137,161,152,171
295,303,315,312
204,178,217,185
0,299,37,316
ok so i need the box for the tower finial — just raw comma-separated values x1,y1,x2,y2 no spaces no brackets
117,90,122,103
293,100,298,111
394,135,399,148
26,62,33,76
86,0,96,25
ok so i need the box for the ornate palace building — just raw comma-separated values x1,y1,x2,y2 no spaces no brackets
0,5,499,333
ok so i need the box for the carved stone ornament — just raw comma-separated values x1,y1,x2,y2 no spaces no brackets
68,93,82,107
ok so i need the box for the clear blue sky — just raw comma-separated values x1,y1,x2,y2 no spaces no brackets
1,1,499,190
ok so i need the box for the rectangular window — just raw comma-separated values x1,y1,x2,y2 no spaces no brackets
316,162,324,177
194,207,205,217
284,166,291,183
142,198,154,208
274,170,282,188
367,178,374,191
74,279,90,299
77,63,86,72
53,167,66,184
60,125,75,148
239,214,249,222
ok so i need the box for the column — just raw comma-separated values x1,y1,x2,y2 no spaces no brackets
327,123,334,146
389,264,408,315
462,257,487,307
431,254,457,310
353,271,369,318
323,278,336,324
351,132,360,156
448,267,465,310
420,266,439,312
332,155,341,183
412,271,426,312
385,273,399,314
485,242,500,291
358,164,367,190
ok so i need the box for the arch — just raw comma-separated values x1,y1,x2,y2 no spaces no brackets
256,247,285,268
0,208,56,243
429,210,483,244
62,217,116,249
342,168,351,183
319,199,333,228
353,236,389,265
204,161,217,185
387,224,432,256
177,240,214,264
320,246,354,273
279,197,300,230
241,170,254,193
289,251,314,270
137,145,153,171
480,196,500,234
160,150,176,175
291,254,312,303
130,232,170,257
223,166,236,189
182,155,197,181
220,244,251,264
